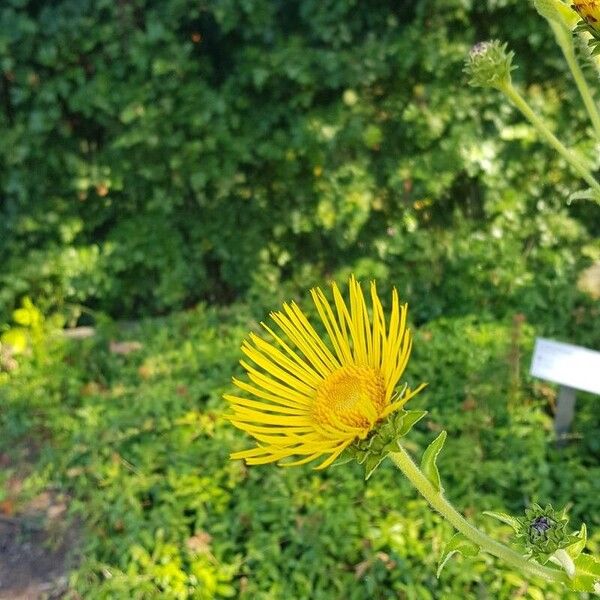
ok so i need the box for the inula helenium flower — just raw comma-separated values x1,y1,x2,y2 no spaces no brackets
226,277,424,469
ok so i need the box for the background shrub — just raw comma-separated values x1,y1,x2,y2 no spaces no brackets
1,0,598,338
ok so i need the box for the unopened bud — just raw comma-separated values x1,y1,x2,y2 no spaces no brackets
515,504,579,562
464,40,515,90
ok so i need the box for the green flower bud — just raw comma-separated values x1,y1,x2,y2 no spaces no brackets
514,504,579,562
464,40,516,90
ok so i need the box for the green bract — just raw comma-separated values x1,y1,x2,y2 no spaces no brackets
344,402,427,479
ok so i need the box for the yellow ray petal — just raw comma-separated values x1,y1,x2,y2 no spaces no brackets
232,377,309,409
229,420,314,436
311,287,353,364
386,332,412,399
260,322,324,383
347,276,368,365
248,332,322,388
230,408,312,427
242,362,314,405
314,440,353,470
241,343,316,396
380,382,427,418
225,395,309,416
279,451,324,467
370,281,385,369
270,310,333,377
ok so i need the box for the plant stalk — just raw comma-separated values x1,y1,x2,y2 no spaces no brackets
550,21,600,142
499,81,600,195
388,444,570,585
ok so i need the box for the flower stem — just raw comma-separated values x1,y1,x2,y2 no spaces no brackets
388,444,570,585
499,81,600,195
550,21,600,142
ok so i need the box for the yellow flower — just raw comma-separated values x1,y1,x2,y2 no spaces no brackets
226,276,425,469
573,0,600,33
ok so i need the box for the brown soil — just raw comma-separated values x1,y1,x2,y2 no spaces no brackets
0,512,76,600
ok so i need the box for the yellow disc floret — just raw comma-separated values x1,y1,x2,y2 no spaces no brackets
312,365,386,436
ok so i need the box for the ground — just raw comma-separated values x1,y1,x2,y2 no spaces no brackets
0,450,76,600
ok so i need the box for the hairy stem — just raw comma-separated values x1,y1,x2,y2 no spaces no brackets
499,81,600,195
551,21,600,142
388,444,570,585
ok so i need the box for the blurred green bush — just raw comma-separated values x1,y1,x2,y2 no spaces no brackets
1,0,598,337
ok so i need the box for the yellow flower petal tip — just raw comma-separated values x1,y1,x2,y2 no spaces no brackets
225,276,425,469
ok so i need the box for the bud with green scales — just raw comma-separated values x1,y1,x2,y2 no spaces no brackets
515,504,579,563
464,40,515,90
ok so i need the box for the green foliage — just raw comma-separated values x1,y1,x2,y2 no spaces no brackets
1,304,599,599
572,554,600,592
0,0,598,333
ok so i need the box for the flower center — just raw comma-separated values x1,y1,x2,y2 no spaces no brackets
312,365,386,436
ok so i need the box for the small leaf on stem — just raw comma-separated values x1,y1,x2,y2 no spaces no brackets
571,554,600,592
396,410,427,437
421,430,446,492
565,523,587,560
483,510,520,532
437,532,479,577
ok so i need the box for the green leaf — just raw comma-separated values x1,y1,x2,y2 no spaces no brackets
566,523,587,560
437,533,479,577
396,410,427,437
571,554,600,592
421,430,446,492
482,511,520,532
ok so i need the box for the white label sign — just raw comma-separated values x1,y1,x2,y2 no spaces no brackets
530,338,600,395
